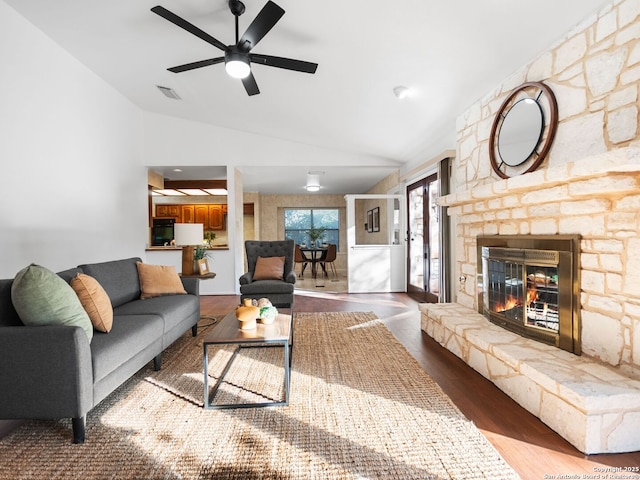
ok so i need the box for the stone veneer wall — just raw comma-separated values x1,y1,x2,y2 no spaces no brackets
445,0,640,377
457,0,640,190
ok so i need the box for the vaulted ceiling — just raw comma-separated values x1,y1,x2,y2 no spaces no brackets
5,0,611,193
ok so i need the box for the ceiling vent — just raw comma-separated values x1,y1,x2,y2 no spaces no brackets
156,85,181,100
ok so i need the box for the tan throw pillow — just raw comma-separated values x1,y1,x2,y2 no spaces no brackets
253,256,285,281
136,262,187,299
71,273,113,333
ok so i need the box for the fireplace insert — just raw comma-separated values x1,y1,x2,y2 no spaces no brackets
477,235,581,354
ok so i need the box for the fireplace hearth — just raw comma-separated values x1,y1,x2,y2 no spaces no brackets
477,235,580,354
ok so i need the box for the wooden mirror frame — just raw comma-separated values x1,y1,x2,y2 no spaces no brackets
489,81,558,179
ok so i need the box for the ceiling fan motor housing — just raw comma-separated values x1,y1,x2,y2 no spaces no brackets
229,0,245,17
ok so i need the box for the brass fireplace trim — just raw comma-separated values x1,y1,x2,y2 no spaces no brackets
476,234,581,354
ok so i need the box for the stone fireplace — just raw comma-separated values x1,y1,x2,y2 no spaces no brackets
420,148,640,455
477,234,580,354
417,0,640,453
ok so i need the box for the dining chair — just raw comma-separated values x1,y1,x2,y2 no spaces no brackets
320,243,337,277
294,244,309,277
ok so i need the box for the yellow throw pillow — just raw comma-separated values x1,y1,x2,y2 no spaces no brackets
71,273,113,333
253,256,285,281
136,262,187,299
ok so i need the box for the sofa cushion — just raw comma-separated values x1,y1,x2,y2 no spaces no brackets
114,294,199,325
90,314,164,383
57,267,83,284
253,256,285,280
11,264,93,341
136,262,186,299
0,279,22,327
71,274,113,333
79,258,141,308
240,279,295,295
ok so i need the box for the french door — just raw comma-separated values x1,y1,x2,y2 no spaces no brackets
407,174,440,303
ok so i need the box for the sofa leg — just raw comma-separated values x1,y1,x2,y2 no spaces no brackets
72,416,85,444
192,324,198,337
153,354,162,371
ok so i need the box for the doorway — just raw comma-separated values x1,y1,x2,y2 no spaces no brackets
407,174,439,302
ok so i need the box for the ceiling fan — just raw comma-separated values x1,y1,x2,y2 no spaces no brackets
151,0,318,96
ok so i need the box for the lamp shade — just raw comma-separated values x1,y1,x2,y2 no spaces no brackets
174,223,203,246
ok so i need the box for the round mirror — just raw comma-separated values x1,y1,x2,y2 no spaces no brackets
488,81,558,179
497,99,543,167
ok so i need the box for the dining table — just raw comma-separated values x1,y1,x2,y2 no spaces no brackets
300,246,328,279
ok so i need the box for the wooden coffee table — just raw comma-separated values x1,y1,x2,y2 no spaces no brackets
202,309,293,409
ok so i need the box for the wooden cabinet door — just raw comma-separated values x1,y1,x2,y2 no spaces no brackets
156,205,170,217
157,205,181,217
209,205,225,230
181,205,195,224
195,205,209,229
167,205,181,217
156,204,181,222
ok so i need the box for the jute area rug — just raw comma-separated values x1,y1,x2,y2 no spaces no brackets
0,312,519,480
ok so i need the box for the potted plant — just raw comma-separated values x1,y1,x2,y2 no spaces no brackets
204,230,216,247
306,227,326,247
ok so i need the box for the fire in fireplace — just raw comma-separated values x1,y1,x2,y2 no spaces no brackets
477,235,581,354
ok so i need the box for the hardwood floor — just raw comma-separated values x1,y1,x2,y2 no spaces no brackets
201,291,640,479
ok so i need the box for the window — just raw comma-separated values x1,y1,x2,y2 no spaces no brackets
284,209,339,249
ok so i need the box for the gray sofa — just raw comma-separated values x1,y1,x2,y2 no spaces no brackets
0,257,200,443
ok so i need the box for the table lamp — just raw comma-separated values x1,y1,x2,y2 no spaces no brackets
174,223,204,276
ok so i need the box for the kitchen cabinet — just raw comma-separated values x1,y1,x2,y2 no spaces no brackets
195,205,209,227
181,205,195,224
156,205,181,220
154,204,226,230
209,205,225,230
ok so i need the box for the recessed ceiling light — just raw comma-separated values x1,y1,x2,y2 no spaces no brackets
204,189,228,195
172,168,183,172
177,189,208,196
154,189,186,196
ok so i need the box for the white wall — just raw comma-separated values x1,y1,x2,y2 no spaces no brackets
0,1,147,278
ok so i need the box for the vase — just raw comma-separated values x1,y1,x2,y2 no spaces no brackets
235,299,259,330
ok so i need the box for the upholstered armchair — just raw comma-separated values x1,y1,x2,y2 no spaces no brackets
239,240,296,308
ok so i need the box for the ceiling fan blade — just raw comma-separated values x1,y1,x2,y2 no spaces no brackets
238,1,284,52
168,57,225,73
151,6,228,52
241,72,260,96
250,54,318,74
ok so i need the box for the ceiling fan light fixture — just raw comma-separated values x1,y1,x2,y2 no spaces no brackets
225,51,251,79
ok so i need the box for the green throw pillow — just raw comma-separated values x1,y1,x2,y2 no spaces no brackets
11,264,93,342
